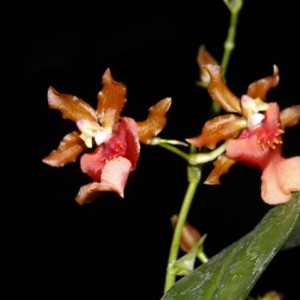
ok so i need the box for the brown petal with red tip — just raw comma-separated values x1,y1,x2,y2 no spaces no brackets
204,64,241,113
42,131,86,167
96,68,127,128
204,154,236,185
280,105,300,129
47,86,97,122
136,98,172,144
247,65,279,100
186,114,246,149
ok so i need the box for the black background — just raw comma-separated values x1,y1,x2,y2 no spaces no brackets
7,1,300,299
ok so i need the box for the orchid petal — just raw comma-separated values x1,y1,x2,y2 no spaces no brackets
136,98,172,144
96,68,127,128
204,154,236,185
261,155,300,205
280,105,300,128
42,131,86,167
80,148,105,182
197,45,218,84
186,114,246,149
246,65,279,100
75,157,132,205
122,117,140,169
204,64,241,113
278,157,300,194
47,86,97,122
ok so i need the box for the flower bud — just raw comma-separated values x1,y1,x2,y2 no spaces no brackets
261,290,284,300
171,215,202,253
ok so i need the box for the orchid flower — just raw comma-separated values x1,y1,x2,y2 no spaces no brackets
43,68,171,205
187,64,300,205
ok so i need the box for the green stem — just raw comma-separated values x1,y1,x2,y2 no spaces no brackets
164,165,201,292
221,10,240,78
150,137,188,147
189,142,227,165
212,7,241,116
158,143,190,161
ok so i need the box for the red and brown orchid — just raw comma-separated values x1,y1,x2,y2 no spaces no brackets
187,64,300,205
43,68,171,205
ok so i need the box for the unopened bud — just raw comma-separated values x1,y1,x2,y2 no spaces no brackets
261,290,284,300
171,215,202,253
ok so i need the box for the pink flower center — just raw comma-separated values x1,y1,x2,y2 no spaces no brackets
226,103,284,169
80,118,140,182
239,122,283,151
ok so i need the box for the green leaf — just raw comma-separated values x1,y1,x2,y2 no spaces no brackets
161,192,300,300
282,209,300,250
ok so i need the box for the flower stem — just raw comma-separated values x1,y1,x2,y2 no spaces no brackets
189,142,227,165
212,5,242,116
164,164,201,292
158,143,190,161
221,8,241,77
